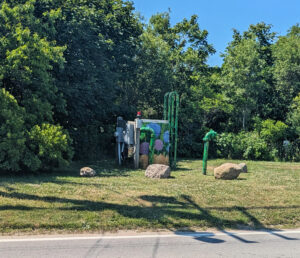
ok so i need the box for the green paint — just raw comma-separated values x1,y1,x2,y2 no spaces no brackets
140,126,155,164
202,129,217,175
164,91,179,168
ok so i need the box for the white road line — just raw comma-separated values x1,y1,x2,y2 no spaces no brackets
0,230,299,243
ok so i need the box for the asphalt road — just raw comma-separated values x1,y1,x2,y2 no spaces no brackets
0,230,299,258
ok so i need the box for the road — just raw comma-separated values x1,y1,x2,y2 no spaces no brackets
0,229,299,258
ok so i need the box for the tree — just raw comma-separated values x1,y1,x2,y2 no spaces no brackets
1,0,143,162
27,0,143,158
135,12,216,157
0,1,66,126
0,1,73,171
287,93,300,137
221,37,268,130
134,30,174,117
273,24,300,117
222,23,288,126
0,88,26,172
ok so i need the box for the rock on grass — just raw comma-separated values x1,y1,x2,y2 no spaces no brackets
80,167,96,177
214,163,242,180
145,164,171,178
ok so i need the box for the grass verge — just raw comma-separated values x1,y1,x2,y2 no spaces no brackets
0,159,299,234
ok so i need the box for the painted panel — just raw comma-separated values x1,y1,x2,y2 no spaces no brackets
139,120,169,168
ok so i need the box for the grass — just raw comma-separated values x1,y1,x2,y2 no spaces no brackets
0,159,299,235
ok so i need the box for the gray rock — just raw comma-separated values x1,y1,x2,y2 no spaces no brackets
239,163,247,173
214,163,241,180
80,167,96,177
145,164,171,179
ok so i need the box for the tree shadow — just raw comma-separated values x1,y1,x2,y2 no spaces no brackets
234,206,299,240
0,159,134,186
194,236,225,243
0,205,45,211
179,195,258,243
174,232,225,243
0,189,298,242
55,159,134,178
0,176,103,188
174,167,192,171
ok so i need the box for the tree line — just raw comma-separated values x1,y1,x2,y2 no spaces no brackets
0,0,299,173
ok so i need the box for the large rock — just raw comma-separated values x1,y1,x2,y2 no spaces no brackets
214,163,241,180
238,163,247,173
80,167,96,177
145,164,171,179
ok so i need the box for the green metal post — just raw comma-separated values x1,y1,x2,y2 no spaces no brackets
169,93,174,167
173,92,179,168
202,141,209,175
163,91,179,169
202,129,217,175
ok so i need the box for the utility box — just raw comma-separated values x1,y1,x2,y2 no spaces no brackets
114,91,179,169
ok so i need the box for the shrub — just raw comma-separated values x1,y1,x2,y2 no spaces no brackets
240,131,273,160
216,132,244,159
260,119,288,144
27,123,73,170
217,131,272,160
0,88,26,172
287,93,300,137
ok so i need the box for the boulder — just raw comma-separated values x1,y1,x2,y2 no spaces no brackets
145,164,171,179
214,163,241,180
80,167,96,177
238,163,247,173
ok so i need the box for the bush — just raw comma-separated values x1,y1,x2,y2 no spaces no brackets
216,132,242,159
260,119,288,144
27,123,73,170
0,88,73,172
0,88,26,172
240,131,273,160
287,93,300,137
216,131,273,160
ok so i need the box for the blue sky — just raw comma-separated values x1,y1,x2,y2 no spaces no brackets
131,0,300,66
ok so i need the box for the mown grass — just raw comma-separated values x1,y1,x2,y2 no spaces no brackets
0,159,299,234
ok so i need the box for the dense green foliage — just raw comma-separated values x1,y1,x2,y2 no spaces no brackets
0,0,72,172
0,88,26,171
27,123,73,170
0,0,299,172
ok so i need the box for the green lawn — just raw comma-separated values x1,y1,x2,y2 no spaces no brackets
0,159,299,234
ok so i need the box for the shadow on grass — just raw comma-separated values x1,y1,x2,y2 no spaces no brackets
0,189,299,242
174,167,192,171
0,205,45,211
55,159,135,177
0,159,135,186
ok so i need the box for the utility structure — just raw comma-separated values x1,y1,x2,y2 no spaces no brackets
115,91,179,169
202,129,217,175
164,91,179,168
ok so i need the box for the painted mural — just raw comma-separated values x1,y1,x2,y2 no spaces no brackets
139,121,169,168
